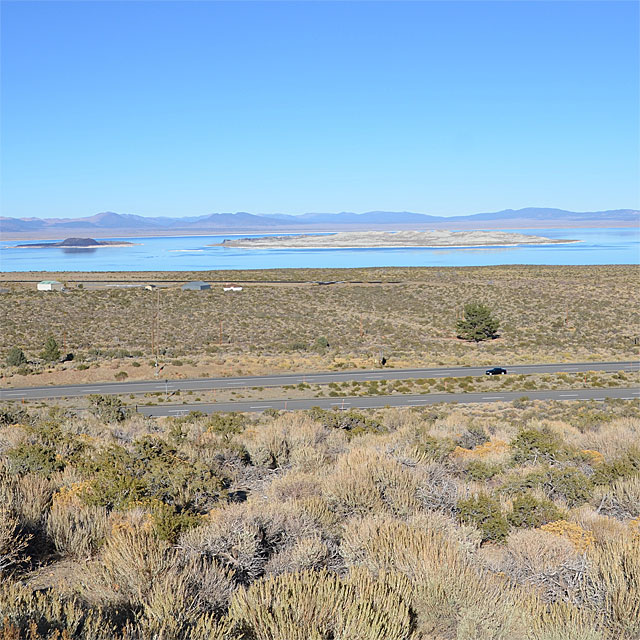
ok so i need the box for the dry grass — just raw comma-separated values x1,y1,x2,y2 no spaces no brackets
0,398,637,638
2,265,638,387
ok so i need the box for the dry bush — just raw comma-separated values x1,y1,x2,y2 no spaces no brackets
126,613,238,640
408,511,482,556
339,514,524,638
568,506,633,545
592,475,640,519
46,496,108,558
293,495,342,532
340,515,462,576
0,579,114,639
525,600,606,640
228,568,414,640
243,413,344,471
288,414,346,469
140,556,235,636
187,429,250,473
0,508,30,573
97,510,170,606
415,461,463,514
528,419,582,447
497,529,589,604
429,411,473,440
178,501,322,583
323,448,419,518
576,417,640,460
184,556,237,613
0,398,636,638
266,471,323,503
263,535,330,575
0,471,54,530
243,420,290,468
185,616,240,640
587,537,640,639
342,513,481,573
244,413,344,470
13,473,55,529
376,407,424,433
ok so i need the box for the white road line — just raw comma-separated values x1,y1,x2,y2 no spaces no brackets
559,393,578,397
482,396,505,400
330,402,350,405
250,405,273,409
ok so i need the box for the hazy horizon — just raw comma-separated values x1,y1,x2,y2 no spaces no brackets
4,205,639,222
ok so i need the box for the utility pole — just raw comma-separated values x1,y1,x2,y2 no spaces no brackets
156,289,160,361
154,288,161,377
219,319,223,346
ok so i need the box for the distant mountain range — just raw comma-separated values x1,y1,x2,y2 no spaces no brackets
1,208,638,240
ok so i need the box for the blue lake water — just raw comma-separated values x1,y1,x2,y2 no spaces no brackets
1,228,638,272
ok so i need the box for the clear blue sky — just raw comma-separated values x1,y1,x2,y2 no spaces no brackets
1,1,638,218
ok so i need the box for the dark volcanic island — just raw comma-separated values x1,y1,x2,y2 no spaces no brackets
15,237,137,248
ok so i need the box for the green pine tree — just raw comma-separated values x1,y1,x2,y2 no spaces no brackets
40,336,61,362
6,347,27,367
456,302,500,342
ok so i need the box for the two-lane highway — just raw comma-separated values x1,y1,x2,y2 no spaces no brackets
1,360,638,402
137,386,640,417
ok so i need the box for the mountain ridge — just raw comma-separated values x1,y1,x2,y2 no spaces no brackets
1,208,638,240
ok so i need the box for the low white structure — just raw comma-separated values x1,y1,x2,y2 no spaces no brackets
37,280,63,291
223,284,243,292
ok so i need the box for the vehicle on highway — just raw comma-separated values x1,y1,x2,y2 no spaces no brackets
485,367,507,375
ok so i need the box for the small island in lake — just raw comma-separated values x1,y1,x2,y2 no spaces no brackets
214,230,578,249
15,237,137,248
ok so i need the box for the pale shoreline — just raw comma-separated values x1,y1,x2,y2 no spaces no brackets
224,240,582,250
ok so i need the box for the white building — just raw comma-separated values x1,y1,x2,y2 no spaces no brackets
37,280,63,291
223,284,243,292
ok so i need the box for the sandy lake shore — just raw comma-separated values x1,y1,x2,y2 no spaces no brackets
213,230,579,249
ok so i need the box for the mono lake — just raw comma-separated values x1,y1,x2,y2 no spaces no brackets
0,227,638,272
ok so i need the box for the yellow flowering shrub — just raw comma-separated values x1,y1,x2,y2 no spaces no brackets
51,481,89,507
581,449,604,465
453,439,508,460
540,520,595,552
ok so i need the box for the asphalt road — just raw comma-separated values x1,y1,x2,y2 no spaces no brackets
1,360,638,401
137,386,640,417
